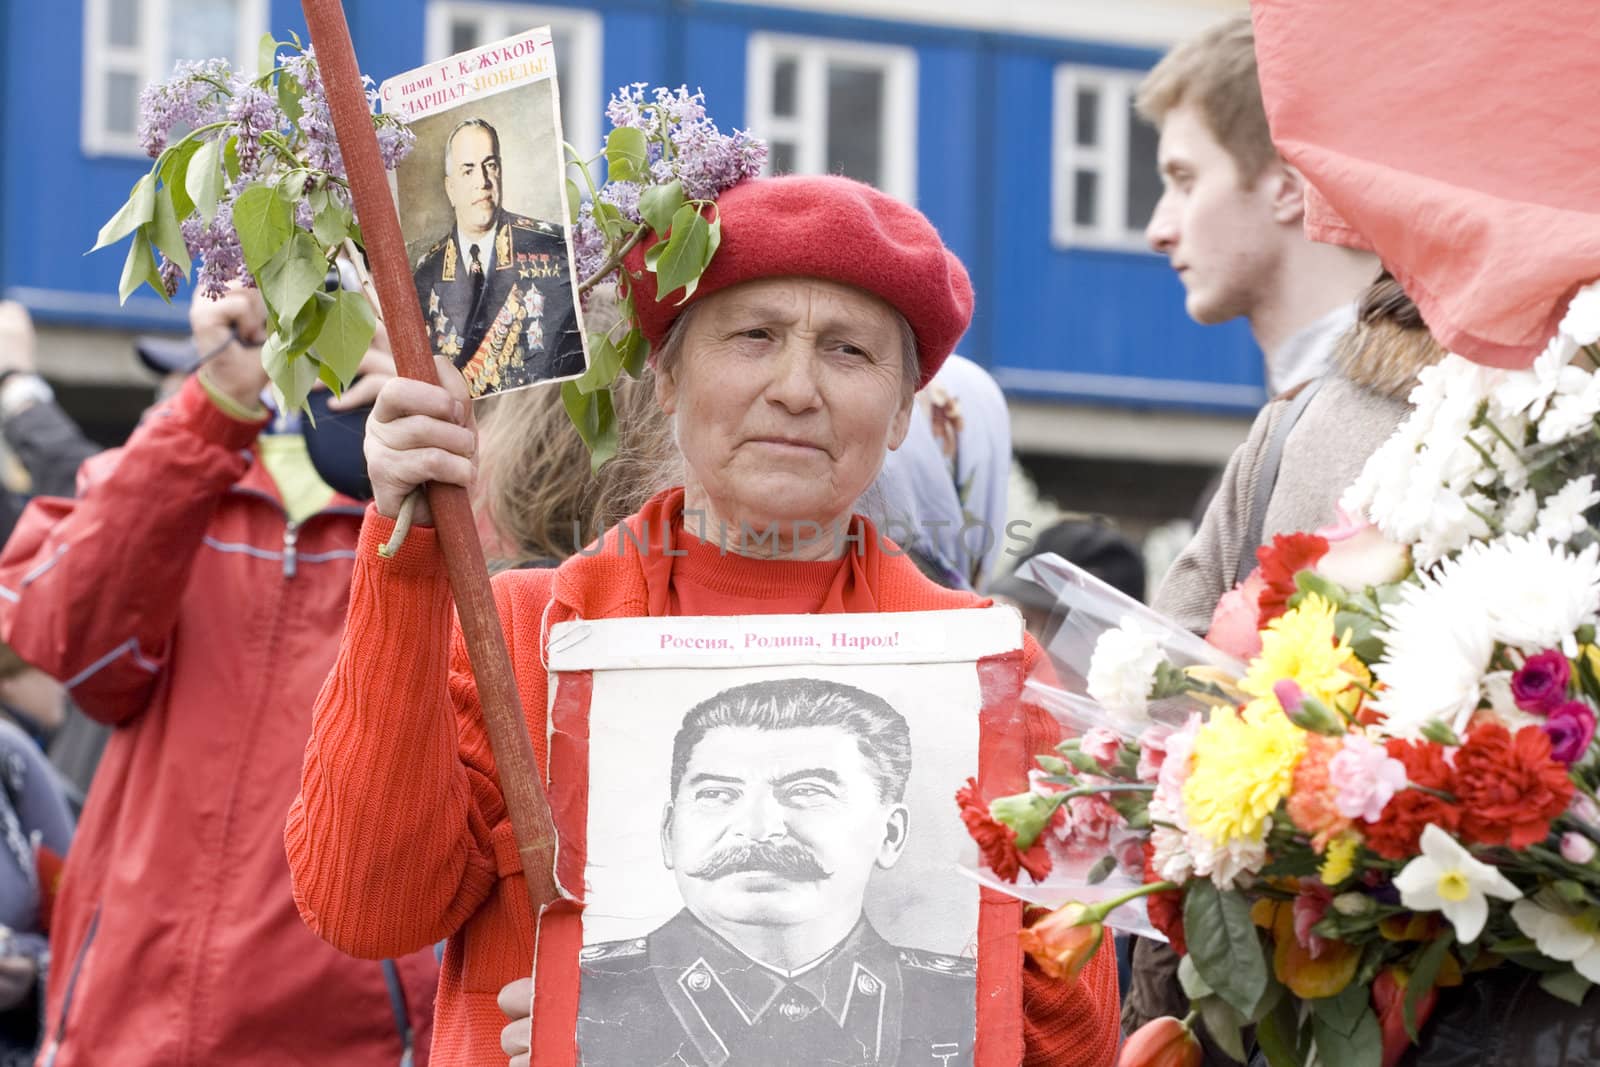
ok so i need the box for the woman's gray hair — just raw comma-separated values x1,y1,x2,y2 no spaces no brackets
652,298,921,403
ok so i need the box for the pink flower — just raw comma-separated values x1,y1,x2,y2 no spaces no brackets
1312,509,1411,590
1274,679,1305,712
1328,734,1408,822
1136,725,1172,782
1154,715,1202,816
1570,793,1600,830
1080,728,1122,768
1544,700,1597,764
1206,570,1267,660
1293,884,1334,960
1560,832,1597,865
1062,793,1121,853
1513,651,1572,713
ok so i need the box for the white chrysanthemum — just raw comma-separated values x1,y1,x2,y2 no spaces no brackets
1471,535,1600,652
1496,333,1580,420
1085,617,1166,727
1372,571,1495,738
1503,489,1539,535
1559,279,1600,347
1538,371,1600,445
1535,476,1600,545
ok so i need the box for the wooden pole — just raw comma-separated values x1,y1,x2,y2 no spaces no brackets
300,0,562,914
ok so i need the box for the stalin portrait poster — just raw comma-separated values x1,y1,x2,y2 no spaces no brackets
540,608,1033,1067
381,28,588,398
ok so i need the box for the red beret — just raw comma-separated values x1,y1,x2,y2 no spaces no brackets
623,175,973,388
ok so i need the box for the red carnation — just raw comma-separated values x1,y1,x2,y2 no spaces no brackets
956,778,1052,883
1362,739,1459,860
1454,723,1575,849
1142,841,1187,956
1256,532,1330,622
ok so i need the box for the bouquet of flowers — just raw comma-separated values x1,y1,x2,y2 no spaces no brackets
962,281,1600,1066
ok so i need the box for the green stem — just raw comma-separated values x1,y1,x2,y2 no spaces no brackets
1409,783,1457,803
150,121,233,174
578,225,646,294
1086,880,1180,921
1058,783,1155,800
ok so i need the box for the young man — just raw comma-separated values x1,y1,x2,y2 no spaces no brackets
1139,15,1377,395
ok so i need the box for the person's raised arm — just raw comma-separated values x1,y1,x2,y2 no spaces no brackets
0,289,270,723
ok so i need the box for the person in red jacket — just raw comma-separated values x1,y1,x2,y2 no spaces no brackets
0,286,438,1066
285,175,1119,1066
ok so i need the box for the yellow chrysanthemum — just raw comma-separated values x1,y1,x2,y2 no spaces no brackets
1183,701,1308,846
1319,835,1358,886
1242,594,1358,709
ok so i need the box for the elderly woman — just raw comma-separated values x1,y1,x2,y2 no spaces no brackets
284,176,1118,1066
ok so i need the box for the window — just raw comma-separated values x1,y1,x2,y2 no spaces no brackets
747,34,917,203
82,0,268,156
424,3,603,164
1051,64,1161,251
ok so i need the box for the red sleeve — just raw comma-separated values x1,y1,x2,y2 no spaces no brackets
0,376,264,724
285,513,502,959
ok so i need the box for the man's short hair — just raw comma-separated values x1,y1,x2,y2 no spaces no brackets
670,678,912,804
1135,14,1276,182
444,117,501,174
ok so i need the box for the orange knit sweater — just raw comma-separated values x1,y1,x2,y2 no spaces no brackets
285,492,1118,1066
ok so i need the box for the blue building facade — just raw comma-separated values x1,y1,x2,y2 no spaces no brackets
1,0,1262,424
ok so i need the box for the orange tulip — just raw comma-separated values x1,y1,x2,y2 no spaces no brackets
1372,968,1437,1067
1260,898,1360,999
1019,901,1104,983
1116,1015,1202,1067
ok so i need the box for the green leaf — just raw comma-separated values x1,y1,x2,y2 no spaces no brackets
592,200,627,242
652,204,713,306
1309,983,1382,1067
257,232,326,325
1539,968,1594,1006
118,229,163,303
1404,931,1454,1040
93,174,156,252
1256,992,1308,1067
160,137,202,219
576,333,624,395
262,332,319,416
311,290,376,388
232,184,295,278
638,179,685,237
1195,996,1247,1063
1177,954,1214,1001
604,126,648,183
257,32,278,78
1292,569,1347,609
564,179,582,226
312,194,353,249
562,380,618,471
186,138,224,224
285,290,333,358
278,71,304,126
148,183,191,276
1183,881,1269,1018
223,135,242,183
619,328,649,379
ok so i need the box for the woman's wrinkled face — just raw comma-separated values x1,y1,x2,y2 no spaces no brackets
657,278,913,544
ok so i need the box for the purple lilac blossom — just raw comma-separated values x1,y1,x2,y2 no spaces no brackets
598,180,642,223
225,86,281,177
182,201,246,298
136,59,235,158
158,257,184,299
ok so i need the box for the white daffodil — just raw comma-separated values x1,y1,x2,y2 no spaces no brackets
1394,824,1522,943
1511,898,1600,983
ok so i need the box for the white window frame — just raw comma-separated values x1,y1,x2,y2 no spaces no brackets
1051,64,1156,252
747,33,917,204
424,2,603,164
81,0,268,157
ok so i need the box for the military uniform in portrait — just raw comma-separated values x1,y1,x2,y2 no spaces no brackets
576,909,976,1067
411,209,585,396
